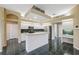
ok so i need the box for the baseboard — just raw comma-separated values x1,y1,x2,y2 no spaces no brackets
0,49,2,53
74,48,79,55
74,46,79,50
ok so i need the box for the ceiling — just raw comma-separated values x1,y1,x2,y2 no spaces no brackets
35,4,76,16
0,4,76,23
25,4,75,23
0,4,33,16
0,4,76,17
25,12,49,23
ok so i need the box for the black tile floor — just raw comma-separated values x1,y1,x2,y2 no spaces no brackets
1,38,73,55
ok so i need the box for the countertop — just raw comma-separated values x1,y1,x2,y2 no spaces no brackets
21,32,48,35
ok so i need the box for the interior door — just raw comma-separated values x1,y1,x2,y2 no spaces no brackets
6,22,18,40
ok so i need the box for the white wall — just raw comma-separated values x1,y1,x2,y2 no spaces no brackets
54,23,62,37
0,18,5,52
0,7,4,52
71,5,79,50
6,23,18,40
52,25,55,40
54,24,57,37
0,18,3,52
58,23,62,37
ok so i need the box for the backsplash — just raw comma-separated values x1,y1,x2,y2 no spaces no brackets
21,29,45,33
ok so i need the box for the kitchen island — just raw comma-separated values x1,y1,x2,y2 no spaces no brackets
21,32,48,53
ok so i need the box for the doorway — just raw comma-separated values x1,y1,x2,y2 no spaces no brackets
62,19,73,55
5,21,19,55
53,23,63,54
52,19,73,55
6,22,18,40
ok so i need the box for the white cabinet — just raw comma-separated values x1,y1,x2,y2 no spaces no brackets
21,32,48,53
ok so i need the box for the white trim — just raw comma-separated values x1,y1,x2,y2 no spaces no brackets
74,46,79,50
18,40,21,43
74,28,79,30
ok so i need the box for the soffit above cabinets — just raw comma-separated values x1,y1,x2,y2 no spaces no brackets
24,5,51,23
25,12,49,21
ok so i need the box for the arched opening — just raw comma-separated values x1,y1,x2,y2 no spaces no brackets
6,14,18,19
5,13,19,52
